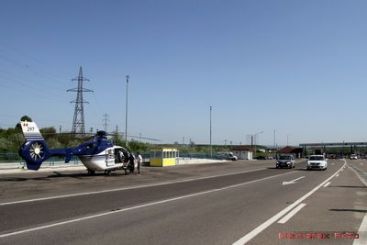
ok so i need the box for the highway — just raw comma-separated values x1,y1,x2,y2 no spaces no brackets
0,159,365,244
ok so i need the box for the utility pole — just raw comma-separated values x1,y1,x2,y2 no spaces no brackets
102,113,109,132
273,129,276,158
67,66,93,134
253,131,264,159
125,75,129,146
115,125,119,140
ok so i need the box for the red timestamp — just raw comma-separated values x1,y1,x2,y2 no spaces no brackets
279,232,359,240
334,232,359,239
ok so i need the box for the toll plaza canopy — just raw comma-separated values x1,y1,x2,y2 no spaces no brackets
300,142,367,147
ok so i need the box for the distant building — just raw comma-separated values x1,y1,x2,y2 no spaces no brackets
278,146,303,158
230,146,254,160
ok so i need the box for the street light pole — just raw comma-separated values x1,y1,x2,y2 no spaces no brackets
253,131,264,159
210,105,212,158
125,75,129,146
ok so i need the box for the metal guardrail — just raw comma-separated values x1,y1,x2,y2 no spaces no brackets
0,153,82,169
0,153,22,163
0,152,222,169
179,152,223,160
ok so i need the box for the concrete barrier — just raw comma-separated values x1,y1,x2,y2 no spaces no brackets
176,158,228,165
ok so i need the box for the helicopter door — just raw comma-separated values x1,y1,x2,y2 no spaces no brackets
115,149,125,163
106,149,115,166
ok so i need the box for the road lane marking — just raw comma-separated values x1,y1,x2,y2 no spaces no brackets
0,171,295,238
0,167,269,206
353,211,367,245
323,182,331,187
350,164,367,245
277,203,306,224
282,176,305,185
348,165,367,189
232,160,347,245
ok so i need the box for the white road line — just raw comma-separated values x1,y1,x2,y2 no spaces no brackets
350,164,367,245
0,167,267,206
282,176,305,185
353,212,367,245
232,160,347,245
349,166,367,187
0,171,295,238
277,203,306,224
323,182,331,188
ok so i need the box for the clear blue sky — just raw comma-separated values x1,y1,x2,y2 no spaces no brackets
1,0,367,145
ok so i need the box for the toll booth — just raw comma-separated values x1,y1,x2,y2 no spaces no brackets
150,148,178,167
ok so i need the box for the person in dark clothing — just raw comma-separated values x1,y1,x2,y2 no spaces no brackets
128,153,135,174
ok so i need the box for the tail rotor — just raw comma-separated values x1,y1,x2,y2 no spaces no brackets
18,121,49,170
29,141,45,161
20,140,49,170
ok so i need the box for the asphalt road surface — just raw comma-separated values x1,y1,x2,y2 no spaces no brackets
0,159,365,245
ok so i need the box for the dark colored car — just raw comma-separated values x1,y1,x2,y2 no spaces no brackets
276,155,295,169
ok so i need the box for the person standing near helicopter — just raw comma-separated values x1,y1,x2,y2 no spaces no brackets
128,153,135,174
136,152,142,174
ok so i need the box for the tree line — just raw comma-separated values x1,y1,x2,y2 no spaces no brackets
0,115,151,154
1,115,231,157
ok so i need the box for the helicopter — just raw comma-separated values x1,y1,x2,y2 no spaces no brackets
18,120,133,175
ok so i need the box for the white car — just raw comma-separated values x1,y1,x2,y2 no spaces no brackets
350,154,358,160
307,155,327,170
217,152,238,161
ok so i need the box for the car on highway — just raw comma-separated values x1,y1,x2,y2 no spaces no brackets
216,152,238,161
306,155,327,170
350,154,358,160
275,154,295,169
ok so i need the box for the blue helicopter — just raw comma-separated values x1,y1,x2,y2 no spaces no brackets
18,121,132,175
